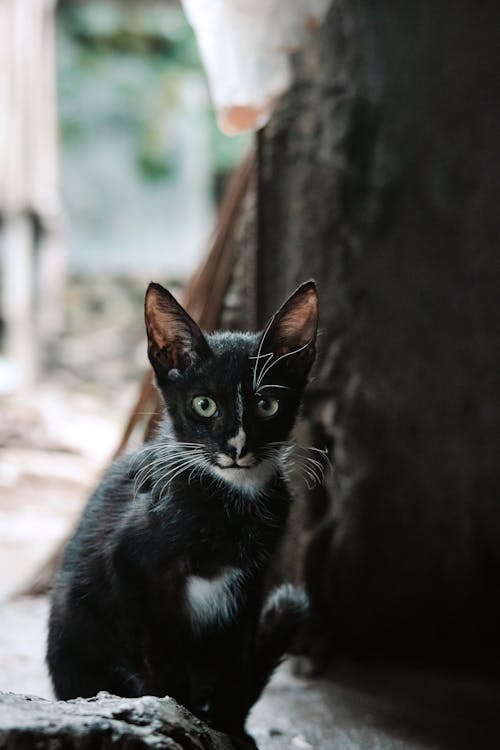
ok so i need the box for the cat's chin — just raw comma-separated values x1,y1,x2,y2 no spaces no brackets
208,460,276,493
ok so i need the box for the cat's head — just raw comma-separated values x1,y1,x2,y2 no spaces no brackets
145,281,318,492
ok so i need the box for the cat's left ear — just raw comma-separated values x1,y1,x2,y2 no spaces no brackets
145,282,211,383
257,280,319,381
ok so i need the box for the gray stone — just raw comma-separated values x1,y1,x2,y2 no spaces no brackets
0,691,239,750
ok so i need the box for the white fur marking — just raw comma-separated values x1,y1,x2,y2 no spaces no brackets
216,452,235,467
208,459,275,494
228,426,246,458
186,567,245,631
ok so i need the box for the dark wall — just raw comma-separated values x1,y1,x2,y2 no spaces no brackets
257,0,500,669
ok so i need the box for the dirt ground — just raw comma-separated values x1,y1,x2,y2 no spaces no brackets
0,388,123,599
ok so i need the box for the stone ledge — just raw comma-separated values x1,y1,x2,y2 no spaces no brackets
0,691,241,749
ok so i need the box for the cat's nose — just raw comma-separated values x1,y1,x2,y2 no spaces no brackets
226,443,250,460
226,445,237,460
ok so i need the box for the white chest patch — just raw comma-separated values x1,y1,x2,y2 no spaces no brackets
185,567,245,632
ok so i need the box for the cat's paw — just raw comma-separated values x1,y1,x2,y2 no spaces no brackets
259,583,309,652
261,584,309,623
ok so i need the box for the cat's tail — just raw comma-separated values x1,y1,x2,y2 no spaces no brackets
250,583,309,705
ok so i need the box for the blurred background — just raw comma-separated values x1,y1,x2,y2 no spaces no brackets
1,0,250,397
0,0,249,608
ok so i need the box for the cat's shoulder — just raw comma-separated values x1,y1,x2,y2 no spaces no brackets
79,450,145,525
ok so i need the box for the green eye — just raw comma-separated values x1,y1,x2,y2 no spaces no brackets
256,397,279,419
192,395,218,418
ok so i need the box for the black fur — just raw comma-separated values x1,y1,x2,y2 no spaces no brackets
47,281,318,739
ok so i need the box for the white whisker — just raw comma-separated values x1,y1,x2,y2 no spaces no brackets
250,315,276,391
133,449,205,496
275,440,332,490
255,339,311,391
158,458,205,501
255,384,291,394
298,461,320,487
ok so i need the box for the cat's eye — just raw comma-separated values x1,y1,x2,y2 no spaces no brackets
256,397,279,419
191,395,218,418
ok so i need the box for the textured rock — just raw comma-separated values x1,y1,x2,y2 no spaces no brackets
256,0,500,671
0,691,239,750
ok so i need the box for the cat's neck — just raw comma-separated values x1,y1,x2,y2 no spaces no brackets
159,459,285,506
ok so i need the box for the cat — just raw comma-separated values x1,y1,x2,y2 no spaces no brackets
47,280,319,743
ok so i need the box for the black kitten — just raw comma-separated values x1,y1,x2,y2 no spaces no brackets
47,280,319,741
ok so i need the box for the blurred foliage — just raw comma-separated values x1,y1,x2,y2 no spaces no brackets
58,2,199,60
57,0,249,192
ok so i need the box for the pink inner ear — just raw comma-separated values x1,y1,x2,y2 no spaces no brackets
148,317,172,350
145,283,210,374
275,290,318,350
147,318,191,371
145,289,189,366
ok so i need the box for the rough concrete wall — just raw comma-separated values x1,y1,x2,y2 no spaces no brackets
257,0,500,669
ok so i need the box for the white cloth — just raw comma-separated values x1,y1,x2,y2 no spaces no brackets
181,0,332,134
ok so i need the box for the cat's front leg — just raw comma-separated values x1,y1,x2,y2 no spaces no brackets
198,617,258,738
47,583,145,700
205,585,307,739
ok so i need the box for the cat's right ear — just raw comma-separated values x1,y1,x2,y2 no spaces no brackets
145,283,211,383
